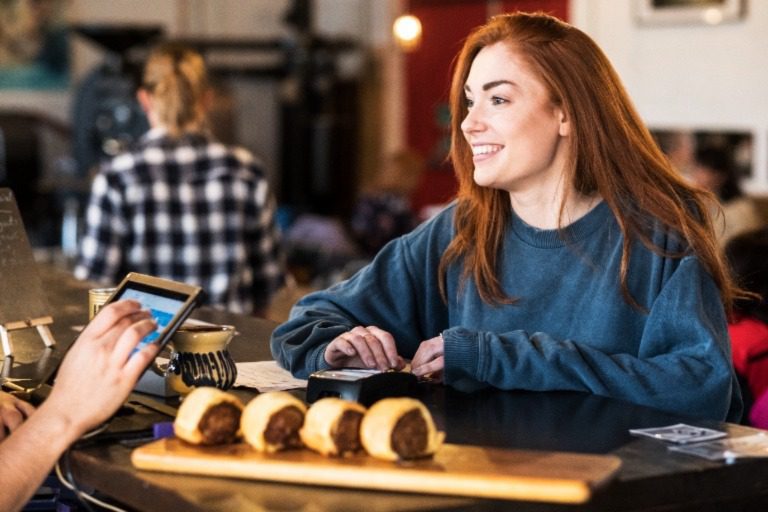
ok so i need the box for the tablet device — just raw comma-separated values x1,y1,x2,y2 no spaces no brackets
3,273,203,404
104,272,204,356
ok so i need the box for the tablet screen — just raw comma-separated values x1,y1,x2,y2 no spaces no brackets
111,279,197,353
28,273,201,395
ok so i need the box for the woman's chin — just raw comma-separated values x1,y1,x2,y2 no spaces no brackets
472,169,497,189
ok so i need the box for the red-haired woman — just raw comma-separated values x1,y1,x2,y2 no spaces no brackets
272,12,744,421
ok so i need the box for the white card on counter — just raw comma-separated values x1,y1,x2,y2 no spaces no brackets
669,433,768,461
629,423,727,444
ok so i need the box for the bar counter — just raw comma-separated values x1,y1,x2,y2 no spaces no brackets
5,264,768,511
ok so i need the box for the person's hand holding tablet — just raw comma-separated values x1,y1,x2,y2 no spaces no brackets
99,273,203,359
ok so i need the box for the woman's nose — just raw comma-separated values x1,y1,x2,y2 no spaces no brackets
461,107,484,135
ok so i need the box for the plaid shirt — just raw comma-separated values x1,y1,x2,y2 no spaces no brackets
75,129,286,314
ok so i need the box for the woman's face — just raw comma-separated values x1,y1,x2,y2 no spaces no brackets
461,42,570,196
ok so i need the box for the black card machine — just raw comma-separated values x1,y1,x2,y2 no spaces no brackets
306,369,418,407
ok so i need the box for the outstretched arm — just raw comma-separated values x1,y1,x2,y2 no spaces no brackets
270,218,452,378
0,300,158,512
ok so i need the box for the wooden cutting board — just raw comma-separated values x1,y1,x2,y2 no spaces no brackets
132,438,621,504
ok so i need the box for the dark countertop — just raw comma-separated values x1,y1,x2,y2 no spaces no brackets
6,264,768,511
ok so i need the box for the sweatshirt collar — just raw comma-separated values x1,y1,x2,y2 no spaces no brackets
510,200,609,248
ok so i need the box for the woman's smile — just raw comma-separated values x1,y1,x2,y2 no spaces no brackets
471,143,504,162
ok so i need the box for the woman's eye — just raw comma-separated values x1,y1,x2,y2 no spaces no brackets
465,98,474,108
491,96,507,105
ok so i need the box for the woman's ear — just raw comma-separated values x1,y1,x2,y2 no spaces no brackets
136,88,152,114
557,108,570,137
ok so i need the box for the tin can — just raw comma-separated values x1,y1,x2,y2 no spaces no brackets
89,287,116,320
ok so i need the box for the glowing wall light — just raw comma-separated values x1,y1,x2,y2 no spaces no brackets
393,14,422,52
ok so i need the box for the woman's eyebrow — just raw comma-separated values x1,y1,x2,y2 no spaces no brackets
483,79,516,91
463,79,517,93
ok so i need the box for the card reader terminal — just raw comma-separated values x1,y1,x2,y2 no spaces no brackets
306,369,418,407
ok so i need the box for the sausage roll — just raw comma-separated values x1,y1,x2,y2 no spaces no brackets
360,397,444,461
174,387,244,445
300,398,367,457
241,391,307,453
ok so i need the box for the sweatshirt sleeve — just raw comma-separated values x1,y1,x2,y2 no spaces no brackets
270,223,446,378
443,257,741,422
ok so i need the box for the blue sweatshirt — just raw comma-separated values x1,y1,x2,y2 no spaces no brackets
271,201,742,422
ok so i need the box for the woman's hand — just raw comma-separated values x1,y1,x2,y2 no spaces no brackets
411,334,444,382
0,392,35,441
42,300,158,438
324,326,405,371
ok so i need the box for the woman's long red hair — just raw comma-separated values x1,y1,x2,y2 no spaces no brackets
439,11,740,312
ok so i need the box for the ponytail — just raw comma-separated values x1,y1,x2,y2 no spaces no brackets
142,43,209,136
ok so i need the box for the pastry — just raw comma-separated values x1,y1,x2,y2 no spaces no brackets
241,391,307,453
174,387,243,445
360,397,444,461
300,398,367,457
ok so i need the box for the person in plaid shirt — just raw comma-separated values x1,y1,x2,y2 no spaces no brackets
75,43,285,315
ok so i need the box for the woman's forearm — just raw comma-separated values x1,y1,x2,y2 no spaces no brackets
0,401,82,512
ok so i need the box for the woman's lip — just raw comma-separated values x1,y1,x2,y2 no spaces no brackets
472,144,502,162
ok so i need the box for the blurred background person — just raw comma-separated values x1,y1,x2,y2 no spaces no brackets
349,149,425,258
74,43,286,316
724,227,768,427
690,145,763,246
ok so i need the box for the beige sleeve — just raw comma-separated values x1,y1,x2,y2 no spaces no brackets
174,387,244,445
300,398,367,456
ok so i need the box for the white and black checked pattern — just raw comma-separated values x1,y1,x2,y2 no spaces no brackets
75,129,286,314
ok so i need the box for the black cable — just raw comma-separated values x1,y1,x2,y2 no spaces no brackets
60,447,97,512
56,422,117,511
